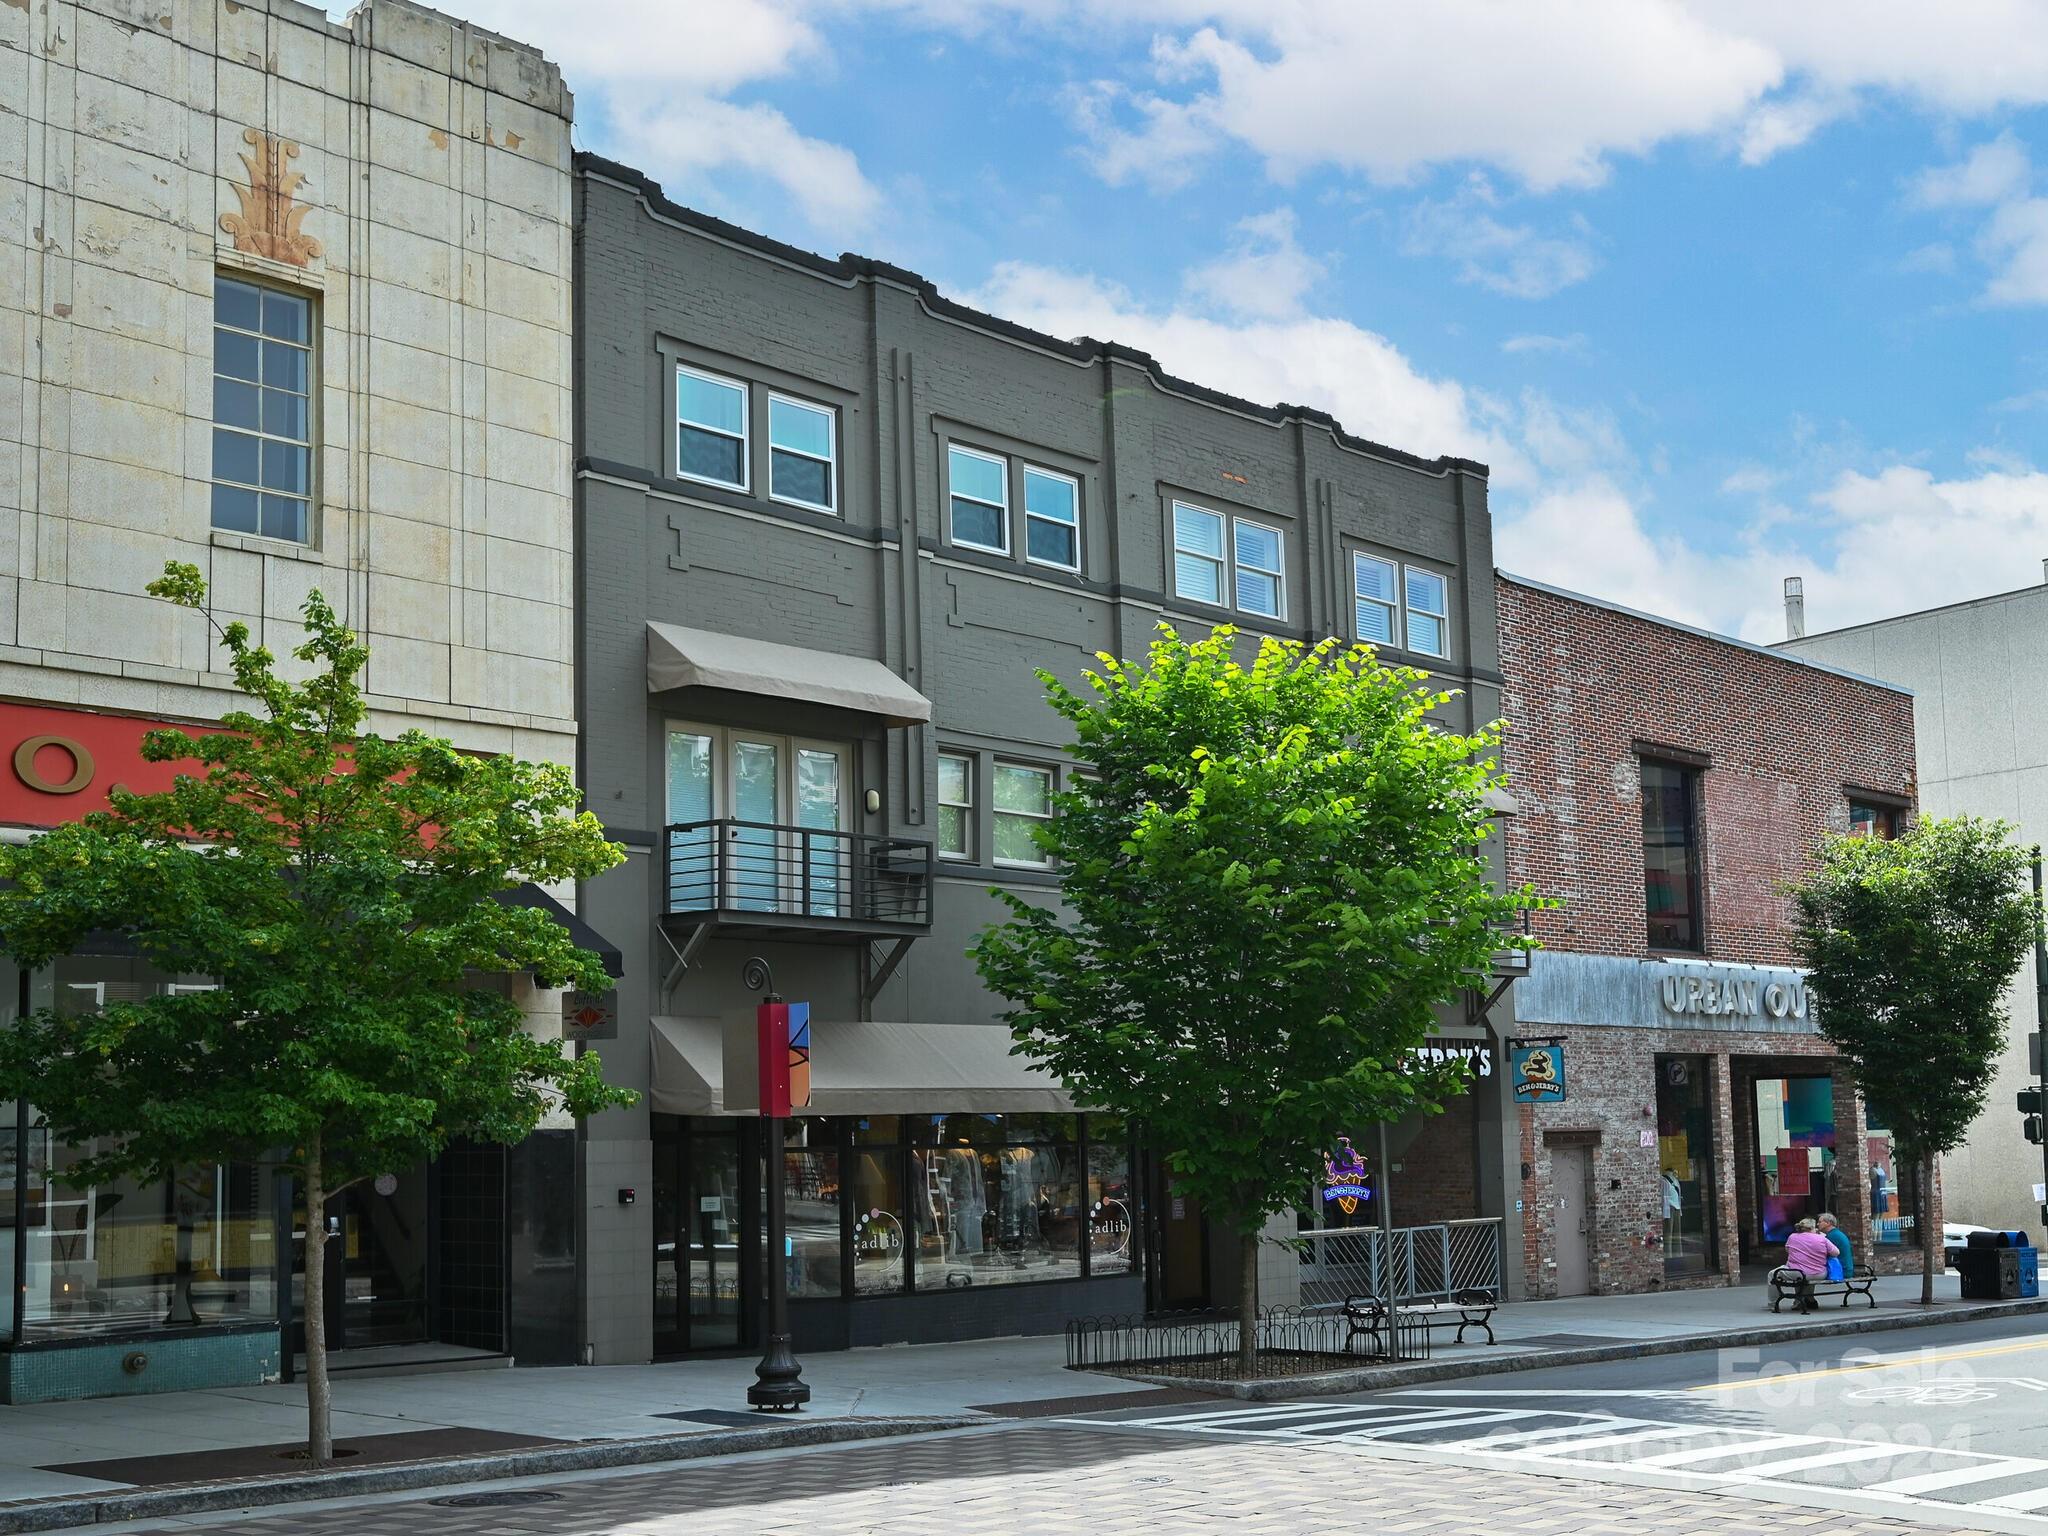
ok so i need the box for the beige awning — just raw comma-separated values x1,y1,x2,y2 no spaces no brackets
646,621,932,726
649,1016,1075,1117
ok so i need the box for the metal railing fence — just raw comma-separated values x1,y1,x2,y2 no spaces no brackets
1297,1217,1504,1311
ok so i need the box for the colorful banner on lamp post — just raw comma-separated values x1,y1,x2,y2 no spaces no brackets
756,1000,812,1117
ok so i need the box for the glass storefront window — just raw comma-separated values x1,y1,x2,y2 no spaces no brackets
1753,1074,1838,1243
912,1114,1083,1289
849,1136,906,1295
1655,1056,1716,1276
8,957,279,1340
1086,1115,1135,1275
1865,1109,1919,1246
782,1118,841,1299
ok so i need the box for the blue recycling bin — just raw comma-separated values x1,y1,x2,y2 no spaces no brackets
2020,1248,2040,1299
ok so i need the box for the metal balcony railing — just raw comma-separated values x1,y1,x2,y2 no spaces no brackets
663,819,933,933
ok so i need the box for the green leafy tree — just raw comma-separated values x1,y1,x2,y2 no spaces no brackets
1791,814,2038,1303
972,626,1541,1371
0,564,631,1457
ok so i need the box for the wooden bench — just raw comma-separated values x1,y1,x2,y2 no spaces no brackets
1767,1264,1876,1312
1343,1288,1499,1352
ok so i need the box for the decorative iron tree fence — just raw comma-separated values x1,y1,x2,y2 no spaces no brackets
1065,1305,1429,1379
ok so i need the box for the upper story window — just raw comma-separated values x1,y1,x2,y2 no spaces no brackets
992,761,1055,868
948,445,1009,555
677,365,749,491
1023,467,1081,572
1848,800,1902,840
937,752,974,860
1172,501,1286,620
768,394,836,512
212,274,312,543
1354,555,1397,644
1352,552,1450,658
1641,758,1702,951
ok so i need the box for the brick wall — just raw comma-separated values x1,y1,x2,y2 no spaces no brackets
1491,574,1932,1295
1495,575,1917,966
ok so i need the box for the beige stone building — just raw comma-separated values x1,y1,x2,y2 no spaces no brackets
0,0,583,1399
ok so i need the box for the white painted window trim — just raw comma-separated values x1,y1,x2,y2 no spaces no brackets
948,444,1011,555
1353,551,1400,648
1021,465,1082,574
1170,500,1228,607
1230,515,1287,622
212,272,315,545
936,750,975,861
991,760,1056,869
767,391,837,515
1402,563,1451,660
676,363,751,494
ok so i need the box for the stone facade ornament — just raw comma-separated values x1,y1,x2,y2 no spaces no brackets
220,129,323,267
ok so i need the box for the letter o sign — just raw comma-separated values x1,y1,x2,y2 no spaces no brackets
14,736,94,795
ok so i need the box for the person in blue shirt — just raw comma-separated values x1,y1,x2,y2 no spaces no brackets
1818,1212,1853,1280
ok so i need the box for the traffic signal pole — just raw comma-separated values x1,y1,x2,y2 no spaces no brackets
2032,852,2048,1229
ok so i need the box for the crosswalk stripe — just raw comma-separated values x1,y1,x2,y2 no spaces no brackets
1868,1457,2048,1495
1490,1424,1710,1458
1975,1482,2048,1511
1627,1434,1819,1468
1718,1444,1905,1480
1458,1416,1658,1449
1317,1410,1546,1442
1117,1401,1418,1430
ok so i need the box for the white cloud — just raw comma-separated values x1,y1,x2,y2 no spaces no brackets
447,0,878,239
995,1,2048,194
1403,179,1599,299
1501,333,1589,356
1182,209,1324,319
1911,132,2032,208
1979,196,2048,305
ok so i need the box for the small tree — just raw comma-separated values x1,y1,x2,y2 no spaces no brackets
1791,814,2038,1303
0,565,631,1457
972,626,1540,1371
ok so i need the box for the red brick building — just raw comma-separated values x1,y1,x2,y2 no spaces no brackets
1478,572,1926,1296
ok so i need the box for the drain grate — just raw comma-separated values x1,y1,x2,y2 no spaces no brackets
429,1490,565,1508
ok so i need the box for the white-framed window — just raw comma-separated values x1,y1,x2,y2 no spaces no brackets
949,445,1009,554
1405,566,1449,658
936,751,974,860
768,393,836,513
992,762,1055,868
1232,518,1286,620
212,273,313,543
677,365,749,491
1171,502,1226,606
1023,466,1081,571
1354,553,1398,645
1172,502,1286,619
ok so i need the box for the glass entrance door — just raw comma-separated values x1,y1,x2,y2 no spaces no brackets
654,1116,756,1355
664,724,850,916
291,1167,428,1352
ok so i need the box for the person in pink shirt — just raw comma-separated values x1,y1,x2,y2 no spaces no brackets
1782,1219,1833,1312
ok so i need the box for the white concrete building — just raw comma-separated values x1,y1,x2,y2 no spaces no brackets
0,0,582,1400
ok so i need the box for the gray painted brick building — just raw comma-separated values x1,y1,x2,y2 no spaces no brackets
570,153,1515,1364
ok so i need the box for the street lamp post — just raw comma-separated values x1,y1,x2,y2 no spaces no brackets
744,957,810,1412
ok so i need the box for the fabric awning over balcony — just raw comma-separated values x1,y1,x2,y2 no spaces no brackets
649,1016,1075,1116
645,621,932,727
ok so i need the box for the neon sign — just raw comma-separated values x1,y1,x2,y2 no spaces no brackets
1324,1136,1372,1215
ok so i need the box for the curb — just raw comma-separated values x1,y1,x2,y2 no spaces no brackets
0,1414,984,1534
1109,1296,2048,1401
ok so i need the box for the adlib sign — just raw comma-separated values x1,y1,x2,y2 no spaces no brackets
1514,951,1816,1036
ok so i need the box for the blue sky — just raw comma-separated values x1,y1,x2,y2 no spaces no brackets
462,1,2048,642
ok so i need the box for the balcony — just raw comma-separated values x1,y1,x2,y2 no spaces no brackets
661,819,934,942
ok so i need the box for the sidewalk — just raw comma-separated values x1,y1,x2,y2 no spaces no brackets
0,1270,2036,1524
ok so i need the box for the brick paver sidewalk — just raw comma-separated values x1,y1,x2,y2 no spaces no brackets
135,1425,1991,1536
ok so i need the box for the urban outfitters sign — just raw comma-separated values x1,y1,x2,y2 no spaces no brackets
1513,951,1816,1036
1658,970,1809,1022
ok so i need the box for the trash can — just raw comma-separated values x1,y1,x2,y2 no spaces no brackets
1959,1247,2023,1299
2021,1248,2040,1300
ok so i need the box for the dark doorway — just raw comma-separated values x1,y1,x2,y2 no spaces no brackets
291,1166,429,1352
653,1116,758,1355
1148,1158,1209,1312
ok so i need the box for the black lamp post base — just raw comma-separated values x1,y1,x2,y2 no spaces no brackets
747,1332,810,1411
